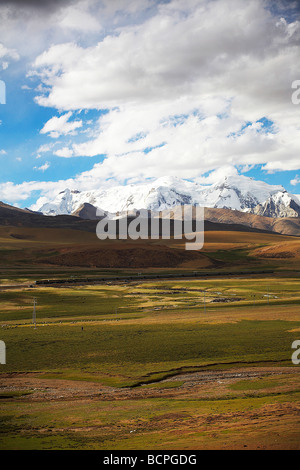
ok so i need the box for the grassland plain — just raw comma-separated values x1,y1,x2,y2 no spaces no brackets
0,224,300,449
0,275,300,450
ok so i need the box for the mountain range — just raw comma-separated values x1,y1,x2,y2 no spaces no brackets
37,175,300,219
1,198,300,238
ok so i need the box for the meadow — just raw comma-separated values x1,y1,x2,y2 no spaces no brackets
0,274,300,449
0,223,300,449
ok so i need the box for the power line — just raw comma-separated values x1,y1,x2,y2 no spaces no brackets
33,297,37,329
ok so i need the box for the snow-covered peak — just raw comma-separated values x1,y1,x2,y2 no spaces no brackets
41,188,81,216
253,190,300,218
192,174,284,211
212,174,284,200
36,174,299,217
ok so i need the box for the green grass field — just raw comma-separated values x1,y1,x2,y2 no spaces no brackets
2,318,299,384
1,277,300,385
0,274,300,449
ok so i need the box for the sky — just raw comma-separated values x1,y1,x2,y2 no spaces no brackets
0,0,300,209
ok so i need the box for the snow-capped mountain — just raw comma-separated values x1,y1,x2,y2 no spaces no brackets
195,175,284,211
37,176,198,215
252,191,300,218
36,174,299,218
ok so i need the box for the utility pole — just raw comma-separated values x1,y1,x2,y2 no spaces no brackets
33,297,37,328
204,291,206,314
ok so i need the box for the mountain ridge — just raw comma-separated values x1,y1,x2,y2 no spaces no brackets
35,174,299,218
1,200,299,237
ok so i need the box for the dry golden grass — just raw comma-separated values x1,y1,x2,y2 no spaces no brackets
251,240,300,259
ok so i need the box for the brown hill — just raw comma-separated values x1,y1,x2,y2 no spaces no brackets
0,201,299,238
1,203,299,269
251,241,300,259
0,201,98,232
38,243,214,269
204,208,300,236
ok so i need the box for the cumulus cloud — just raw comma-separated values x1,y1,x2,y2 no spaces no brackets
0,174,115,205
32,0,300,111
1,0,300,205
0,0,154,65
29,0,300,183
40,111,82,138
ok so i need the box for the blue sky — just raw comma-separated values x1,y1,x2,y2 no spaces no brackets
0,0,300,209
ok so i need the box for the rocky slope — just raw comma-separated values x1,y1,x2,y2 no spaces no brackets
252,191,300,218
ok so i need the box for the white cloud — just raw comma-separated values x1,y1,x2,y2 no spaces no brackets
34,161,50,171
28,0,300,181
54,147,74,158
195,166,239,186
40,111,82,138
1,0,300,206
0,181,46,202
290,175,300,186
58,2,101,32
0,175,114,205
0,42,19,69
32,1,300,111
36,143,54,154
0,0,155,66
0,149,7,155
